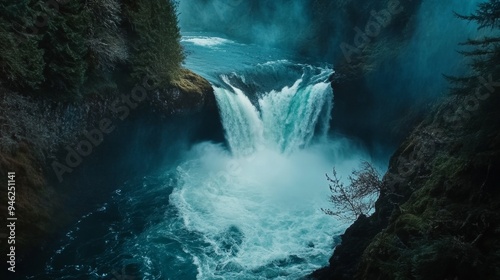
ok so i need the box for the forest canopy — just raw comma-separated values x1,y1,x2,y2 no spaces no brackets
0,0,184,98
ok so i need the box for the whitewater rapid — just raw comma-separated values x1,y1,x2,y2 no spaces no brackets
38,34,371,280
214,68,332,155
166,37,368,278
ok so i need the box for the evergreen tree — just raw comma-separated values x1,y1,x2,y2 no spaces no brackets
125,0,184,86
0,0,44,89
449,0,500,95
86,0,128,71
0,0,186,98
38,0,90,97
458,0,500,28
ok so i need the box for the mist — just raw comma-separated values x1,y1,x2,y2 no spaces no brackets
352,0,486,150
367,0,484,103
178,0,337,59
178,1,488,151
178,0,483,62
165,138,366,278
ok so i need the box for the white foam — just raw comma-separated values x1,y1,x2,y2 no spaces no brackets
182,36,233,47
169,140,366,279
214,66,333,156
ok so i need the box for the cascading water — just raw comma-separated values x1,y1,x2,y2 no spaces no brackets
162,35,367,279
214,66,333,155
165,60,346,279
35,33,369,280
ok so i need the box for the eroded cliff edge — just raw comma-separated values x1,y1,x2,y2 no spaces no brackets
314,86,500,279
313,0,500,277
0,68,222,261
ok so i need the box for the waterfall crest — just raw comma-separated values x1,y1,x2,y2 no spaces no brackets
214,64,333,156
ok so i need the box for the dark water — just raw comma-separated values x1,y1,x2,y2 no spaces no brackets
27,33,372,280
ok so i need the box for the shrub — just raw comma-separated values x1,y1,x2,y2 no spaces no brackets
322,161,383,221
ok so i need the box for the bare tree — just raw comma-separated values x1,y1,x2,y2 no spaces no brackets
322,161,383,221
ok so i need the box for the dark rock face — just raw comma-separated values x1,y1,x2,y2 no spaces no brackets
329,0,424,151
0,70,222,260
312,2,500,276
312,121,437,279
312,215,383,280
313,91,500,279
151,69,217,114
353,98,500,279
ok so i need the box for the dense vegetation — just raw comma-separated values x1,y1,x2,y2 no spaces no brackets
0,0,184,98
0,0,192,256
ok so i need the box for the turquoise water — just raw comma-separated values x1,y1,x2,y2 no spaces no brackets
33,33,369,280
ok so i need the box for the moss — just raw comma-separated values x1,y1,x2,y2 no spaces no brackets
404,187,432,215
358,233,407,279
430,155,465,180
356,145,500,279
169,69,212,96
394,214,430,237
410,237,491,280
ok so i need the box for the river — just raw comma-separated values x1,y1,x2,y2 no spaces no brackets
30,33,370,280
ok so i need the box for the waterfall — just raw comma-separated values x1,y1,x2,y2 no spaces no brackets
163,62,351,279
214,65,333,156
40,34,366,280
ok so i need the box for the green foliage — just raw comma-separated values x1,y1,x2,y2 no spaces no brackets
0,1,44,89
0,0,184,98
449,0,500,95
39,1,89,97
456,0,500,29
125,0,184,86
86,0,128,71
0,0,90,96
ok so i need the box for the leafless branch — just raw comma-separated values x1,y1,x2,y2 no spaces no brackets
322,161,382,221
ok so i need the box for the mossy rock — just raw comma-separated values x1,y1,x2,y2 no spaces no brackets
170,69,212,96
394,214,430,238
410,238,489,280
